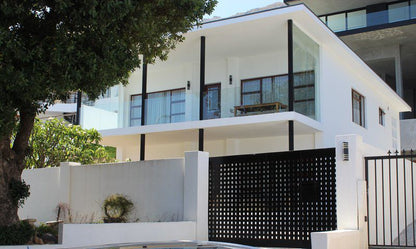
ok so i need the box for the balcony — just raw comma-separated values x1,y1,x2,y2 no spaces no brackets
81,69,317,131
80,11,320,133
319,0,416,34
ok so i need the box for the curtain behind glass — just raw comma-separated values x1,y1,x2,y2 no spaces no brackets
146,92,171,124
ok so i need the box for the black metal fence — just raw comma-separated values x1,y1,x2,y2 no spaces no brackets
208,148,337,248
366,151,416,248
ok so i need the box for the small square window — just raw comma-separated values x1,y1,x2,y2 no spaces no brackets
379,108,385,126
352,90,365,127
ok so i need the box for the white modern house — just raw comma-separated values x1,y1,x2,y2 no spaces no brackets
79,4,410,161
18,5,415,249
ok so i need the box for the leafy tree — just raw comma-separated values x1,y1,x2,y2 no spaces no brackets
26,118,115,169
0,0,216,228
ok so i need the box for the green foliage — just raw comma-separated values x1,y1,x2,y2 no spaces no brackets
8,179,30,208
102,194,134,223
105,146,117,160
0,221,34,245
35,223,58,238
0,0,217,137
26,118,115,168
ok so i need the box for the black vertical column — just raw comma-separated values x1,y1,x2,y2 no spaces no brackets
288,20,294,151
199,36,206,151
75,91,82,125
140,58,147,160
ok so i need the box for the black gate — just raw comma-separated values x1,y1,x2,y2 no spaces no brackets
208,148,337,248
366,151,416,248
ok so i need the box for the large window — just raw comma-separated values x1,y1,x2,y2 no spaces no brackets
241,75,288,106
352,90,365,127
130,88,185,126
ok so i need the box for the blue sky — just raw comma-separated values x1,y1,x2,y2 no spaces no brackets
205,0,281,18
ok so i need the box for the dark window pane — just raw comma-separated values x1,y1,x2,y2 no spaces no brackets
242,80,260,93
243,93,261,105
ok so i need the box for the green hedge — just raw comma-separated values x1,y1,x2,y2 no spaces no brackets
0,221,34,245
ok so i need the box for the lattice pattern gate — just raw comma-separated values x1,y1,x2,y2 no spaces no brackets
208,148,337,248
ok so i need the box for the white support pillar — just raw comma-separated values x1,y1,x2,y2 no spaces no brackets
58,162,80,206
334,135,368,249
184,151,209,241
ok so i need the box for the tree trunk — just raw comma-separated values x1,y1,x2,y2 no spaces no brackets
0,145,22,226
0,109,35,227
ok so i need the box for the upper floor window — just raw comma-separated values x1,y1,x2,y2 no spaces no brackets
379,108,385,126
352,90,365,127
241,75,288,106
130,95,142,127
130,88,185,126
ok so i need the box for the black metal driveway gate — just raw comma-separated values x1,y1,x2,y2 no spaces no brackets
208,148,337,248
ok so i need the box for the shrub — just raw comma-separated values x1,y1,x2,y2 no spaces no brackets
0,221,34,245
8,179,30,208
102,194,134,223
35,223,58,238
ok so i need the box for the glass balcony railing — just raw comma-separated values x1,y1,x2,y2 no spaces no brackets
320,0,416,33
80,73,318,131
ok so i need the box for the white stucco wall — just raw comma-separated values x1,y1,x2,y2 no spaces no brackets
19,159,185,223
69,159,184,222
19,168,61,221
60,222,196,248
318,46,402,152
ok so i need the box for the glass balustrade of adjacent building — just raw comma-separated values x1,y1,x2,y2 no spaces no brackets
320,0,416,33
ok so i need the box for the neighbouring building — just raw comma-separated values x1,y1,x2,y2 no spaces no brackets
79,4,410,161
285,0,416,150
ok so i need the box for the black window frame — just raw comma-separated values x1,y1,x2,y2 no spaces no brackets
130,94,142,127
379,107,386,126
130,88,186,126
352,89,366,127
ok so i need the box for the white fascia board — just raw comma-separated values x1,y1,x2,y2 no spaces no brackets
99,112,323,137
194,4,302,31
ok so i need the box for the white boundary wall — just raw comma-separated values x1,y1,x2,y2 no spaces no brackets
20,159,185,223
17,152,209,248
0,222,196,249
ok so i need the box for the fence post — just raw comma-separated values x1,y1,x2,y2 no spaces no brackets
59,162,80,206
184,151,209,241
335,135,369,249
